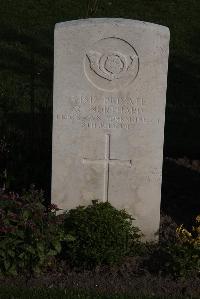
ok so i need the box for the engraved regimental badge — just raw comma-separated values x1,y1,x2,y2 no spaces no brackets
84,37,139,91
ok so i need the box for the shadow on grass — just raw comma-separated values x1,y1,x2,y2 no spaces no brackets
0,286,198,299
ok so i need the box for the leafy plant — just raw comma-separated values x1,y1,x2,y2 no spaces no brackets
61,201,142,268
176,215,200,247
145,214,200,278
163,216,200,277
0,186,65,276
172,215,200,276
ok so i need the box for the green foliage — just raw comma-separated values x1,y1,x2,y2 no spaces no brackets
0,182,199,281
161,243,200,278
0,186,65,276
161,217,200,278
176,215,200,247
0,286,197,299
169,216,200,277
146,215,200,278
62,201,142,268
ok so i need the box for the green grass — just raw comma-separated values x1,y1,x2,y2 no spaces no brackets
0,287,197,299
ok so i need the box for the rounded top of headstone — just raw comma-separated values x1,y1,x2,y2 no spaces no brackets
55,18,170,36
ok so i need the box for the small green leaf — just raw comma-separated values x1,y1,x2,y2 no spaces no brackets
25,246,35,254
4,260,10,270
64,234,76,242
47,250,57,256
37,242,45,253
52,240,61,252
22,210,31,219
8,265,17,276
15,230,24,239
8,250,15,257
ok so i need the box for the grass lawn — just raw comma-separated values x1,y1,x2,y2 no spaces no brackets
0,287,197,299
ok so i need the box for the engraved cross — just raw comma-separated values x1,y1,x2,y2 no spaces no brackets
82,134,132,202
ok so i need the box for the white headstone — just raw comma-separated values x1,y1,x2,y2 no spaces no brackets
52,18,170,241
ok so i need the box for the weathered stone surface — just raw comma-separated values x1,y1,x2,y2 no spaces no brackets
51,18,170,240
